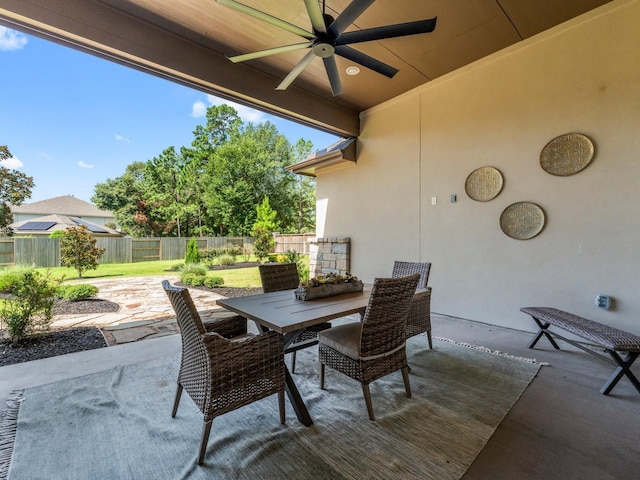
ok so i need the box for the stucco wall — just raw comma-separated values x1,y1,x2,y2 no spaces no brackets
316,0,640,334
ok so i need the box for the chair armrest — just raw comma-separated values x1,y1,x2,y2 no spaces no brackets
407,287,431,329
202,311,247,338
203,331,284,376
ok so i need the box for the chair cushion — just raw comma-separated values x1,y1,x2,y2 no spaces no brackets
318,322,362,360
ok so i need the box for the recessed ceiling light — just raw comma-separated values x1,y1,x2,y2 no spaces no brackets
346,66,360,76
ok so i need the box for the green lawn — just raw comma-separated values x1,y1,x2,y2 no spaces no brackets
36,260,263,289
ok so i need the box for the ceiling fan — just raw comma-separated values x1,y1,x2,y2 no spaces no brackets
216,0,437,96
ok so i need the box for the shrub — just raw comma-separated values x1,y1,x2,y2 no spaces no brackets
198,247,219,266
56,284,99,301
0,264,36,293
226,246,244,257
218,254,237,266
0,270,59,342
204,276,224,288
180,263,207,285
181,273,206,287
168,263,183,272
185,238,201,264
180,263,207,275
283,250,303,264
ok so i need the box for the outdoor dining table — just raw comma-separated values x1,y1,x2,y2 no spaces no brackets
216,287,373,426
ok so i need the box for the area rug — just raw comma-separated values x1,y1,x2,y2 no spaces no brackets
4,337,540,480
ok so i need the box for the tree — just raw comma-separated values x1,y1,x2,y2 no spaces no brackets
90,105,317,237
251,198,277,261
185,238,200,264
253,197,278,233
201,120,298,235
60,225,106,278
0,145,35,236
290,139,316,233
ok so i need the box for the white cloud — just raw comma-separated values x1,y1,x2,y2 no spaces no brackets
191,100,207,118
0,156,23,169
191,95,267,123
115,134,130,143
78,161,94,169
0,27,28,51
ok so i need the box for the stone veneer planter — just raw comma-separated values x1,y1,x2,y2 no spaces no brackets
308,236,351,277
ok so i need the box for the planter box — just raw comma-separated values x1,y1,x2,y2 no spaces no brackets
295,280,364,301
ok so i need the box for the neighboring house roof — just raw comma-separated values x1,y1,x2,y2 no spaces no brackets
10,214,122,237
10,195,114,218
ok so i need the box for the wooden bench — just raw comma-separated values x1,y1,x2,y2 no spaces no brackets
521,307,640,395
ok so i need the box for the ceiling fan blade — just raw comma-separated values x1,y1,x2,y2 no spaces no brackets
328,0,375,37
323,55,343,96
276,49,316,91
216,0,315,40
335,45,398,78
336,17,437,45
304,0,326,34
228,42,312,63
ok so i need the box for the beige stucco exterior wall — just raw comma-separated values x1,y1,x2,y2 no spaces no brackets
316,0,640,334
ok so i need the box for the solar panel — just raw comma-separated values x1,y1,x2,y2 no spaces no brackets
72,218,109,233
17,221,56,231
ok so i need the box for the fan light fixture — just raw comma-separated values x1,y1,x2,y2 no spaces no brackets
217,0,437,96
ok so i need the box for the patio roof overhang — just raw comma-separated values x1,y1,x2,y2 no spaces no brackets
0,0,615,141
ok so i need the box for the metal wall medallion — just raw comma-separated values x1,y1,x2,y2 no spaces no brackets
540,133,595,176
500,202,545,240
465,166,504,201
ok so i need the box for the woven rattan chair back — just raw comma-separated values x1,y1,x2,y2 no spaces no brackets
163,280,210,410
391,261,431,290
162,280,285,465
259,263,300,292
258,262,331,373
391,261,433,349
318,274,420,420
360,274,421,359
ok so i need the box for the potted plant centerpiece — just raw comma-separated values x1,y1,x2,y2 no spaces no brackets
295,272,364,300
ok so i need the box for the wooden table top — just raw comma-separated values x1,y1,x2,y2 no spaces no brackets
216,287,372,334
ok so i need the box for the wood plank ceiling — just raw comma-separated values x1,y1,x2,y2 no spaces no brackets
0,0,613,137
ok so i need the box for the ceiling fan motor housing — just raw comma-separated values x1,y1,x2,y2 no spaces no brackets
312,42,335,57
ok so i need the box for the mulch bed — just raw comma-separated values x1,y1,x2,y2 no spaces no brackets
0,326,108,367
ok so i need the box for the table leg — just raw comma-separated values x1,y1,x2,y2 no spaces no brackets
285,369,313,426
258,324,314,426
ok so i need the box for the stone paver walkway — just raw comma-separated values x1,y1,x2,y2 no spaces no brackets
51,276,230,345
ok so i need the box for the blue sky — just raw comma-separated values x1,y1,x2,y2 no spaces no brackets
0,27,338,204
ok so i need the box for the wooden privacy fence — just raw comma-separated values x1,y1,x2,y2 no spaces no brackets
273,233,315,255
0,234,314,268
0,236,253,268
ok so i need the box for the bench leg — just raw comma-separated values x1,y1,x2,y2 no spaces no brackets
601,351,640,395
528,317,561,350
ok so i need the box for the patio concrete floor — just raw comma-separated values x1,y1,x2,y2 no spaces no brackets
2,278,639,478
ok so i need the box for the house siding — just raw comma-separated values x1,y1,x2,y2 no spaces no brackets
316,0,640,334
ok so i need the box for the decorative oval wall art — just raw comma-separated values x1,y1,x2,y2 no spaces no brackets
465,166,504,201
539,133,595,176
500,202,545,240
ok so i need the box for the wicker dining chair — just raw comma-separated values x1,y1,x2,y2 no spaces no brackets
392,261,433,349
318,274,421,421
258,262,332,373
162,280,285,465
